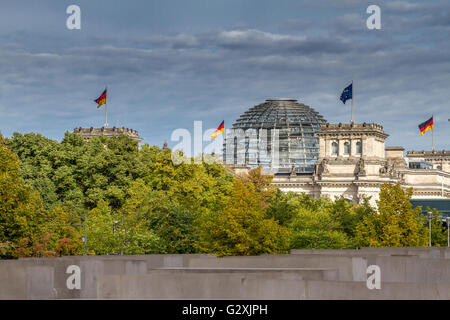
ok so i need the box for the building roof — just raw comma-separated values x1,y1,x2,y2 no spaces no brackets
407,150,450,158
73,127,143,143
232,98,326,130
317,123,389,140
225,98,326,173
385,146,405,151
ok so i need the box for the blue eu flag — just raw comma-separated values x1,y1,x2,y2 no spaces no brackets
340,83,352,104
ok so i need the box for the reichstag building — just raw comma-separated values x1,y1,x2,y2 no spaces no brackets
223,98,450,214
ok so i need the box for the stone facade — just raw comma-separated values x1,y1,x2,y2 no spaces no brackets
73,127,143,143
406,150,450,172
270,123,450,207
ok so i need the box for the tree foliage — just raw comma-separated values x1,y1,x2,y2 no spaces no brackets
3,131,447,259
270,193,372,249
0,139,48,257
426,207,448,247
7,132,145,213
86,199,160,255
355,183,428,247
194,169,290,256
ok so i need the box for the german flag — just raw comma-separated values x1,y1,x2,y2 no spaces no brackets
418,116,433,136
94,89,107,108
211,120,224,139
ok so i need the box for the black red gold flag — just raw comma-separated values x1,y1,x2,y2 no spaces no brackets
94,89,107,108
418,116,433,136
211,120,225,138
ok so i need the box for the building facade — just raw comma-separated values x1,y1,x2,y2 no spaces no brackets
406,150,450,172
271,123,450,207
73,127,143,143
225,98,450,209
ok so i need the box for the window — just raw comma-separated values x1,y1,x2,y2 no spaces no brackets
331,142,338,155
356,141,362,154
245,136,249,164
344,142,350,155
233,137,237,164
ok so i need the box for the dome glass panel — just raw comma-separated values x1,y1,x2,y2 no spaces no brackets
223,98,327,174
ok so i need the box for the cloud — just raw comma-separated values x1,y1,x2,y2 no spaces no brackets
297,0,367,9
213,29,352,55
384,1,428,13
0,1,449,151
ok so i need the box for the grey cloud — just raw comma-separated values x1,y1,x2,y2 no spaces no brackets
0,1,449,151
383,1,428,13
297,0,367,9
382,1,450,31
213,29,352,55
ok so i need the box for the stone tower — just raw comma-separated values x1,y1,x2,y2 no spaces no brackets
314,123,399,205
73,127,143,143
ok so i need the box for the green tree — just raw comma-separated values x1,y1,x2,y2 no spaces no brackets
121,179,198,254
287,197,355,249
0,139,48,258
64,133,144,211
268,192,372,249
194,171,290,256
424,207,448,247
289,209,353,249
86,199,160,255
148,206,198,254
45,206,84,256
6,132,145,214
138,145,234,215
6,133,60,210
355,183,428,247
266,191,301,226
328,198,374,240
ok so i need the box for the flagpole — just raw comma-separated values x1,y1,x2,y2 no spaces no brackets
351,80,354,124
104,86,108,128
432,114,434,152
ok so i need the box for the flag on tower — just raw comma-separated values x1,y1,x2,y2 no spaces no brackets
418,116,433,136
340,83,352,104
94,89,107,108
211,120,225,139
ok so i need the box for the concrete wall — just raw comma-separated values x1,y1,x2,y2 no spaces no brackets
186,255,364,282
291,247,450,259
1,249,450,299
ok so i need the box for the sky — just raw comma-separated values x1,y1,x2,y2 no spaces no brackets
0,0,449,152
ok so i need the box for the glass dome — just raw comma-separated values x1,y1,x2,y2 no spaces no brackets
223,98,327,174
